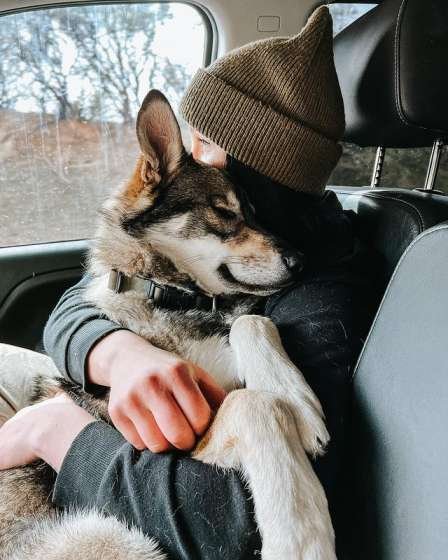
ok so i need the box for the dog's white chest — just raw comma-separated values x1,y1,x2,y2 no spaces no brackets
183,335,239,392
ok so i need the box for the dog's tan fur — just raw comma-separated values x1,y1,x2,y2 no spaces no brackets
0,90,336,560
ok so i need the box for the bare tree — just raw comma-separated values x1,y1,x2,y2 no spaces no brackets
0,4,190,122
59,3,189,123
0,23,20,109
13,10,80,119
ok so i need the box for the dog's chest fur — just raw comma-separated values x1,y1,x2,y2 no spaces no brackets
86,276,260,391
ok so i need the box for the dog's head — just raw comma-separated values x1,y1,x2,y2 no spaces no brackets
95,90,304,296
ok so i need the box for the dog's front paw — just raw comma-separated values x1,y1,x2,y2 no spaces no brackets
193,391,243,469
294,392,330,457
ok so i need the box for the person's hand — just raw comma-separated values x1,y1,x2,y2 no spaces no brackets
87,330,227,453
0,394,95,472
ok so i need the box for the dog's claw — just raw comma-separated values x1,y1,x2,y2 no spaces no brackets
301,422,330,458
289,392,330,457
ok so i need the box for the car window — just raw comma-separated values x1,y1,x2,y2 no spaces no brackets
0,3,207,248
327,3,447,192
328,2,376,35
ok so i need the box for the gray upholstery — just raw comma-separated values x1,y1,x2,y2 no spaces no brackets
347,222,448,559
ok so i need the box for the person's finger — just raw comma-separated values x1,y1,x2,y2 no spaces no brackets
195,366,227,410
109,405,146,450
170,364,212,435
128,406,171,453
147,389,196,451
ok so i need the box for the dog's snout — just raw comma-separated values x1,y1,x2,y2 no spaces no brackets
281,250,304,276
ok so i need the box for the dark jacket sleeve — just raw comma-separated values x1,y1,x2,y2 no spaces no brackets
43,275,125,388
53,421,261,560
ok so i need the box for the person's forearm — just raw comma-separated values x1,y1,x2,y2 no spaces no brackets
0,395,96,473
43,275,124,387
34,407,94,471
52,421,260,560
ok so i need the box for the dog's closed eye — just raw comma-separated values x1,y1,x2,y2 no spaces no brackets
213,206,237,220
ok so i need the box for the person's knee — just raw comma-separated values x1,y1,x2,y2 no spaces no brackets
0,343,59,416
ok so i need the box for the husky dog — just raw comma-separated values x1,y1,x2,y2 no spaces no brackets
0,91,336,560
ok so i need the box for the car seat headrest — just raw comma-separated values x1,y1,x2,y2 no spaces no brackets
333,0,448,148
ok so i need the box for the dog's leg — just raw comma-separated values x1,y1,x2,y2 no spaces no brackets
194,390,336,560
230,314,329,456
223,315,335,559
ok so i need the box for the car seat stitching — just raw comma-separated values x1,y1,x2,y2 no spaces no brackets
394,0,409,126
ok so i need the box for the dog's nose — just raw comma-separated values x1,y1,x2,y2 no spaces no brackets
282,250,304,276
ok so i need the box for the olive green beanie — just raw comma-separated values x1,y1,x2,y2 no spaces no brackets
180,6,345,194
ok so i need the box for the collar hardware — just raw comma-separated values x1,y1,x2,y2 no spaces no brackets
108,270,219,313
108,269,123,292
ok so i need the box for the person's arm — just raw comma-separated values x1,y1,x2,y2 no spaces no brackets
43,275,125,388
53,421,260,559
0,396,260,560
44,276,226,452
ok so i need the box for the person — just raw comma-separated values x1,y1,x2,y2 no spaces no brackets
0,7,379,558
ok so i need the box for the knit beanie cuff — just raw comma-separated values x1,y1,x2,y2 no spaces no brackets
180,68,342,194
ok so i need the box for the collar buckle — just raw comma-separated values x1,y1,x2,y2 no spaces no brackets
108,269,123,293
147,281,165,305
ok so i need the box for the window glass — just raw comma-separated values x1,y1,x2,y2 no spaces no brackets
381,148,432,189
327,3,447,193
435,150,448,192
328,3,377,35
327,143,375,188
0,3,206,247
327,4,378,189
329,145,448,190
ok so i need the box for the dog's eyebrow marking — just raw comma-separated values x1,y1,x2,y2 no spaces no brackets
211,195,228,207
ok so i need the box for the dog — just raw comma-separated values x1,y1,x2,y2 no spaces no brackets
0,90,336,560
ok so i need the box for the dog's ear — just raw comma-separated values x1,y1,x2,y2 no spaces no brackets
117,90,185,215
136,89,185,185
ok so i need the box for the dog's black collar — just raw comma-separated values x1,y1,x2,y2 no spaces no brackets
108,270,219,313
